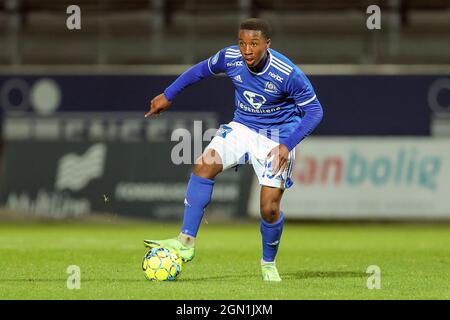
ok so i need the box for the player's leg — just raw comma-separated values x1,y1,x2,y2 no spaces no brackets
144,122,248,262
144,149,223,262
249,134,295,281
259,186,284,282
179,122,249,248
177,149,223,247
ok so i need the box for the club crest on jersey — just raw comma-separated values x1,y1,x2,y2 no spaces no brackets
264,81,278,93
211,51,220,65
243,91,266,109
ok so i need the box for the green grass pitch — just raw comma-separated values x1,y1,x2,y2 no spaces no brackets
0,221,449,299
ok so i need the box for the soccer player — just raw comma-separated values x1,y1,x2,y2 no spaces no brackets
144,18,323,281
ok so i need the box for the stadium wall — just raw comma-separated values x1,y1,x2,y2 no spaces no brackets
0,67,449,220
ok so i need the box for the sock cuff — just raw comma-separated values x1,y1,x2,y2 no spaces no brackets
260,211,285,228
190,173,215,185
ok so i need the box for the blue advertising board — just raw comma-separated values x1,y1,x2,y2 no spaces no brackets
1,74,449,135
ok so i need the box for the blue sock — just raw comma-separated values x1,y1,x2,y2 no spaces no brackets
260,212,285,262
181,173,214,237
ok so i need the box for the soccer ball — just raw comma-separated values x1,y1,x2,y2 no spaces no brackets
142,247,183,281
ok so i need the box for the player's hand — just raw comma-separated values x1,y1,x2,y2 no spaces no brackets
266,144,289,176
145,93,172,118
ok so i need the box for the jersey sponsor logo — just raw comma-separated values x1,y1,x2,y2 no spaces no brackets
234,75,243,83
211,51,220,65
227,61,243,67
238,102,280,114
243,91,266,109
269,71,284,82
264,81,278,93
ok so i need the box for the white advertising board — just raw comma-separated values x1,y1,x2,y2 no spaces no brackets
248,138,450,219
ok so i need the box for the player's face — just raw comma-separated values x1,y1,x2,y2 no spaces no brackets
238,30,271,68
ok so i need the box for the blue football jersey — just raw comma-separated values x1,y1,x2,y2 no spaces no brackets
207,45,317,143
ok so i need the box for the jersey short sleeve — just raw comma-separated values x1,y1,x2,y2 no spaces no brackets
207,48,228,75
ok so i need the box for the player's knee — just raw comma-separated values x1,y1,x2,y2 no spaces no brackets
193,162,221,180
193,163,209,178
260,200,280,223
192,150,223,179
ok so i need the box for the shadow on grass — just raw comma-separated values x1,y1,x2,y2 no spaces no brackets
283,270,366,280
176,275,249,282
0,271,366,283
177,270,367,282
0,278,144,283
178,270,365,282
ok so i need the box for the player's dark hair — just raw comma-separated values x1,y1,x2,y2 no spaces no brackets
240,18,272,39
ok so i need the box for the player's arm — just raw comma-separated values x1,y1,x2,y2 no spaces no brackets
268,72,324,175
145,50,227,117
282,71,323,150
